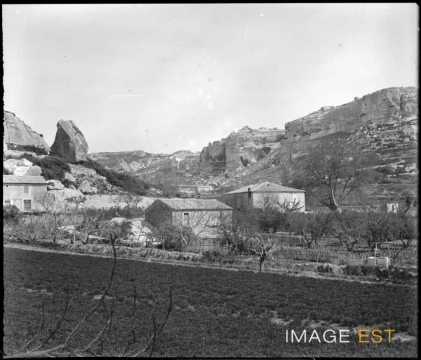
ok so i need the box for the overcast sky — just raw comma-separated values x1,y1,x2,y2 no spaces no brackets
3,4,418,154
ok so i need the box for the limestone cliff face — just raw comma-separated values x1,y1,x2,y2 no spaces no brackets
3,111,50,154
219,87,418,204
91,86,417,204
199,126,286,174
285,87,417,141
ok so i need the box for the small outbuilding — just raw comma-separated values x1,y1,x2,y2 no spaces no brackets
223,181,305,212
145,198,233,237
3,175,48,212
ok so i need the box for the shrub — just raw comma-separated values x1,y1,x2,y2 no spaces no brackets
21,154,71,182
78,159,150,195
287,211,334,248
153,223,197,252
3,204,20,222
202,250,223,263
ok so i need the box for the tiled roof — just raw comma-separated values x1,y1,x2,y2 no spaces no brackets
152,198,232,211
3,175,47,184
225,181,305,194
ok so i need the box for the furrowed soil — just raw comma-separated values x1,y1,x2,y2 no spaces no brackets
4,247,417,357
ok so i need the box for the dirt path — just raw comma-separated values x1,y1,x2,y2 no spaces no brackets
3,242,414,287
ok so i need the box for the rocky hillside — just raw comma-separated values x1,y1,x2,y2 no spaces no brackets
216,87,418,204
4,86,417,206
90,86,417,204
90,150,202,187
3,113,156,208
90,127,285,187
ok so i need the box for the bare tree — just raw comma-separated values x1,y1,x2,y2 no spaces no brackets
296,135,378,212
249,233,273,272
39,192,63,244
287,211,333,248
331,211,367,252
277,198,304,213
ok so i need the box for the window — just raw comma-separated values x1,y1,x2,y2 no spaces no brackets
4,200,11,206
183,212,190,226
24,185,29,194
24,200,32,211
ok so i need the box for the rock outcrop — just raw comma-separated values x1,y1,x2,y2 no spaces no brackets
50,120,88,162
78,179,98,195
90,150,201,186
3,111,50,154
284,87,417,141
47,179,65,190
3,158,33,175
199,126,286,175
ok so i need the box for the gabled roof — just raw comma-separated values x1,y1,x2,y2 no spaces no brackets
151,198,232,211
3,175,47,185
225,181,305,194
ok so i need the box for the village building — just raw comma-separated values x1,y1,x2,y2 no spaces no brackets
3,175,48,212
176,184,216,198
223,181,306,212
145,198,233,252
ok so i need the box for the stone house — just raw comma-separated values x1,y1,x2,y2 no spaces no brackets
3,175,48,212
223,181,305,212
145,198,233,237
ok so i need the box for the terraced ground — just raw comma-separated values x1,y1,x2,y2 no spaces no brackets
3,247,417,357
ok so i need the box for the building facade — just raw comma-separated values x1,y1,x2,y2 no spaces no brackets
3,175,48,212
145,198,233,237
223,181,305,212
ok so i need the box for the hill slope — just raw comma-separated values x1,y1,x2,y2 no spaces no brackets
91,86,418,204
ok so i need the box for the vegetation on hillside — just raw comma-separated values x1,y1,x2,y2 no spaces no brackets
20,154,71,182
78,159,150,195
13,153,152,195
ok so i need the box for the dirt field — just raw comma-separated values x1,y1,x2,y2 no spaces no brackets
4,247,417,357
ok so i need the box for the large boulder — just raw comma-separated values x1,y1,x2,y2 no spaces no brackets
3,111,50,155
3,158,33,175
50,120,88,162
25,165,43,176
47,179,65,190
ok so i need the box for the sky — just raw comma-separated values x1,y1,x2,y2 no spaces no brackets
2,4,418,154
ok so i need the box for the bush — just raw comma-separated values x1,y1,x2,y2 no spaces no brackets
21,154,71,182
3,204,20,222
365,211,417,250
202,250,224,263
287,211,334,248
153,223,197,252
78,159,150,195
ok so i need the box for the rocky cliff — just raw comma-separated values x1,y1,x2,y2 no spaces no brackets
92,86,417,205
216,87,418,205
3,111,50,155
199,126,286,175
